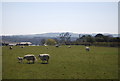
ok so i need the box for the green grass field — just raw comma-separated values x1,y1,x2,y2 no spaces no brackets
0,47,2,80
2,45,118,79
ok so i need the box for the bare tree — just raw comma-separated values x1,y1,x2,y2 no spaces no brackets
59,32,71,45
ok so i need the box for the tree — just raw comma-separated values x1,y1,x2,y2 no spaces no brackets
53,38,59,44
103,35,112,42
59,32,71,45
95,34,104,42
110,37,120,42
46,39,57,45
95,34,104,38
41,39,46,45
86,35,95,43
76,35,95,45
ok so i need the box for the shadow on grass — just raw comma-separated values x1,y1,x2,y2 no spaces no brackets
17,62,49,64
40,63,49,64
25,62,35,64
17,62,35,64
37,62,49,64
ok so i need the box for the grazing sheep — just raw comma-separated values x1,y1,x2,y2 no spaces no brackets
20,46,25,48
44,44,48,46
17,56,23,63
86,47,90,51
55,44,59,47
9,46,13,50
23,54,37,64
38,54,50,64
68,46,71,48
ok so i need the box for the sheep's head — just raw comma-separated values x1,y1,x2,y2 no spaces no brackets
17,56,20,59
23,56,26,59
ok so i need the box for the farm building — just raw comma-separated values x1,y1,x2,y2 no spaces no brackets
8,43,17,46
2,42,9,46
16,42,32,46
2,42,17,46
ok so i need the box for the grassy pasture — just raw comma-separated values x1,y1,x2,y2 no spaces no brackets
2,45,118,79
0,47,2,80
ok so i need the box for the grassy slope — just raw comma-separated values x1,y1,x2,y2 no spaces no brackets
2,46,118,79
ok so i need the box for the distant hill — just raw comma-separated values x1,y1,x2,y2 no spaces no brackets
31,32,80,37
1,32,119,46
3,32,119,38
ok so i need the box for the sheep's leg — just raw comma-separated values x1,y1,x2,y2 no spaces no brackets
42,60,44,64
47,60,48,63
33,60,34,64
20,60,22,63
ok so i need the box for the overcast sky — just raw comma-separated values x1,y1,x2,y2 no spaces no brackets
1,1,118,35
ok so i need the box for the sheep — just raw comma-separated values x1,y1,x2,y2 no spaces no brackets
55,44,59,47
20,46,25,48
9,46,13,50
68,46,71,48
44,44,48,46
23,54,37,64
86,46,90,51
38,54,50,64
17,56,23,63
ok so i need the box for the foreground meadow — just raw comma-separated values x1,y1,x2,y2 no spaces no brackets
2,45,118,79
0,47,2,80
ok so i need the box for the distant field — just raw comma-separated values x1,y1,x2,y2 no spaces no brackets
2,45,118,79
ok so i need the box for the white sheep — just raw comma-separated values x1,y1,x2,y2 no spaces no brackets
68,46,71,48
86,47,90,51
9,46,13,50
23,54,37,64
38,54,50,64
17,56,23,63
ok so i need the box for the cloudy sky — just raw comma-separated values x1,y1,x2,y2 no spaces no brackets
1,0,118,35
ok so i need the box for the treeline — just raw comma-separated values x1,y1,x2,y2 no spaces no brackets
43,33,120,47
63,33,120,47
1,32,120,47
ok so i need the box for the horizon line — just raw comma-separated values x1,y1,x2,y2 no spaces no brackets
1,32,119,36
